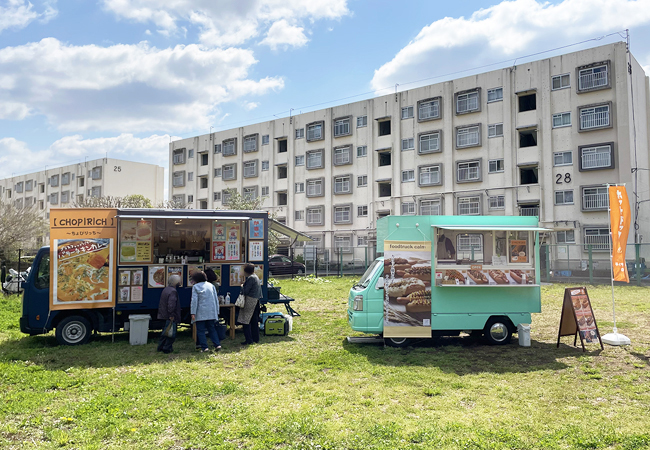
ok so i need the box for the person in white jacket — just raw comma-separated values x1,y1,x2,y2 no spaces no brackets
190,271,221,352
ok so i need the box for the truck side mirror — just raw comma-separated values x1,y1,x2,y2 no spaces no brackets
375,277,384,289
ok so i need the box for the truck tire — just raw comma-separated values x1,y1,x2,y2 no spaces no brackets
483,317,512,345
384,337,413,347
56,316,92,346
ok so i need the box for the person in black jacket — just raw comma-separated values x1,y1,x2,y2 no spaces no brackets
157,274,181,353
239,263,262,345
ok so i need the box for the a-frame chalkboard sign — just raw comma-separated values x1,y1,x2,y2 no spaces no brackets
557,287,604,352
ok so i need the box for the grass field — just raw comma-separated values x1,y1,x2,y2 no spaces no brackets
1,278,649,449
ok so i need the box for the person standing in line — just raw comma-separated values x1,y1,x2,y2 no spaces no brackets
205,268,220,290
238,263,262,346
157,274,181,354
191,270,221,352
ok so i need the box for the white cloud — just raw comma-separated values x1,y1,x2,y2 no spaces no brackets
260,19,308,50
101,0,349,48
0,38,284,132
243,101,259,111
372,0,650,90
0,0,57,33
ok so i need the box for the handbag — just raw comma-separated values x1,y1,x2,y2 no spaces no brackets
235,293,246,308
163,321,175,338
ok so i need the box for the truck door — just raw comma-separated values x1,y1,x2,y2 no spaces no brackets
20,249,51,334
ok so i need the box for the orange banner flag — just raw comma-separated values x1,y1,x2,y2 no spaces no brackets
609,186,631,283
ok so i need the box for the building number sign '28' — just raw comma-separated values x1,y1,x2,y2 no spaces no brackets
556,173,571,184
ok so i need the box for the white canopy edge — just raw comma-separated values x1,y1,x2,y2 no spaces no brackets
270,219,314,242
116,215,250,220
433,225,550,232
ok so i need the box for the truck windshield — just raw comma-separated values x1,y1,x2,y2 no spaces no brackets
355,259,381,289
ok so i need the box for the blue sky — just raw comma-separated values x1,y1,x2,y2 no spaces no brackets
1,0,650,188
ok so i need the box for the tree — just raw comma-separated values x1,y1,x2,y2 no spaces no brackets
0,200,47,262
73,194,154,208
224,189,280,254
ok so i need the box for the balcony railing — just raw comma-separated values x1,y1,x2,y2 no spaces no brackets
583,192,609,210
520,206,539,217
583,234,610,251
579,71,608,90
580,110,609,129
457,130,479,147
582,151,611,169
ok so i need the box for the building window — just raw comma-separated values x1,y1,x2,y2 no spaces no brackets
582,186,609,211
578,63,609,92
357,175,368,187
262,135,270,145
306,206,324,226
214,144,221,154
295,128,304,139
200,153,209,166
295,182,305,194
277,165,288,179
401,169,415,183
378,119,391,136
553,112,571,128
334,204,352,224
520,166,538,185
488,195,505,210
334,175,352,194
277,192,288,205
222,190,233,205
295,155,305,166
519,128,537,148
199,176,208,189
584,227,610,251
243,160,258,178
307,121,324,141
401,138,414,151
419,131,441,154
61,191,69,204
243,186,258,200
456,89,480,114
552,74,570,90
333,117,351,137
458,196,481,215
213,192,221,202
555,190,574,205
555,230,575,244
172,171,185,187
378,181,392,198
188,172,194,182
456,125,480,148
334,235,352,253
401,106,414,119
420,199,441,215
262,160,269,171
294,210,304,221
521,204,540,217
173,148,186,164
357,145,367,157
262,187,269,196
419,165,441,186
418,97,441,121
61,173,70,185
50,174,59,187
188,149,194,158
357,205,368,217
243,134,258,153
378,150,391,167
49,193,59,204
91,186,101,198
357,116,367,128
487,87,503,103
214,168,222,177
25,180,33,191
15,182,23,193
333,145,352,165
401,202,416,215
277,139,287,153
223,139,236,156
306,178,324,197
222,164,236,181
457,160,481,183
579,104,610,130
579,143,614,171
306,149,324,169
554,151,573,166
40,182,46,192
488,159,504,173
172,194,185,205
488,123,503,138
518,93,536,112
199,200,208,209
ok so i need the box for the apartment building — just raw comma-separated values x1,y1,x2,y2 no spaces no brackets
169,42,650,261
0,158,165,239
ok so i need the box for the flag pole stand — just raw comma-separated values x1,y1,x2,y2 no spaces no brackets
602,184,631,346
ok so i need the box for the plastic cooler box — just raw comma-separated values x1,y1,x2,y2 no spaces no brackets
129,314,151,345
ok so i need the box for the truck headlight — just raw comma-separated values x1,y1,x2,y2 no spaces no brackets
353,295,364,311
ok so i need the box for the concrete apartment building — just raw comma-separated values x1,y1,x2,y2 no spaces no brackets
0,157,165,233
169,42,650,262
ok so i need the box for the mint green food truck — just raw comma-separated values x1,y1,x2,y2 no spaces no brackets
348,215,546,346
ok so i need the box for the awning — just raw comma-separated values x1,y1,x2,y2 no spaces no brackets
116,214,250,220
270,219,314,242
433,225,550,232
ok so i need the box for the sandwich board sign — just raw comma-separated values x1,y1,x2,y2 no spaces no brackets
557,287,604,352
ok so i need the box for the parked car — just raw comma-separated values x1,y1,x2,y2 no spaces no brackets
268,255,305,275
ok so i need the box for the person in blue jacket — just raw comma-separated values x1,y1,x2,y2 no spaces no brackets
190,271,221,352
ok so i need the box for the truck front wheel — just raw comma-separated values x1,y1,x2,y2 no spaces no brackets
384,337,413,347
483,317,512,345
56,316,92,346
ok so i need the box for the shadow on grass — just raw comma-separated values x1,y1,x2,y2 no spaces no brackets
0,327,295,370
341,335,604,375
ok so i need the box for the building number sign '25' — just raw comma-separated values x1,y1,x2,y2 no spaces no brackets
114,166,121,172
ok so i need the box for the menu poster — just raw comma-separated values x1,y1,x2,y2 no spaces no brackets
132,269,143,286
254,265,264,283
228,224,240,242
136,221,152,241
227,241,240,261
167,266,183,287
148,266,166,288
120,242,137,263
131,286,143,302
119,286,130,302
249,218,264,239
230,265,245,286
119,269,131,286
249,241,264,261
213,221,226,241
557,287,604,351
187,265,205,287
510,239,528,263
212,241,226,261
136,242,151,262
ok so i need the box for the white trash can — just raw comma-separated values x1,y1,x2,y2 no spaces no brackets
129,314,151,345
517,323,531,347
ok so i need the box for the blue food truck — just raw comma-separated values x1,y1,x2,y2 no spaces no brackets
19,208,296,345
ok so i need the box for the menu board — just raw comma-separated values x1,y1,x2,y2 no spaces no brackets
557,287,604,351
249,218,264,239
227,223,241,261
230,265,245,286
148,266,166,288
118,267,144,303
167,266,183,287
249,240,264,261
187,264,205,287
436,268,535,286
120,220,152,263
211,221,226,262
510,239,528,263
